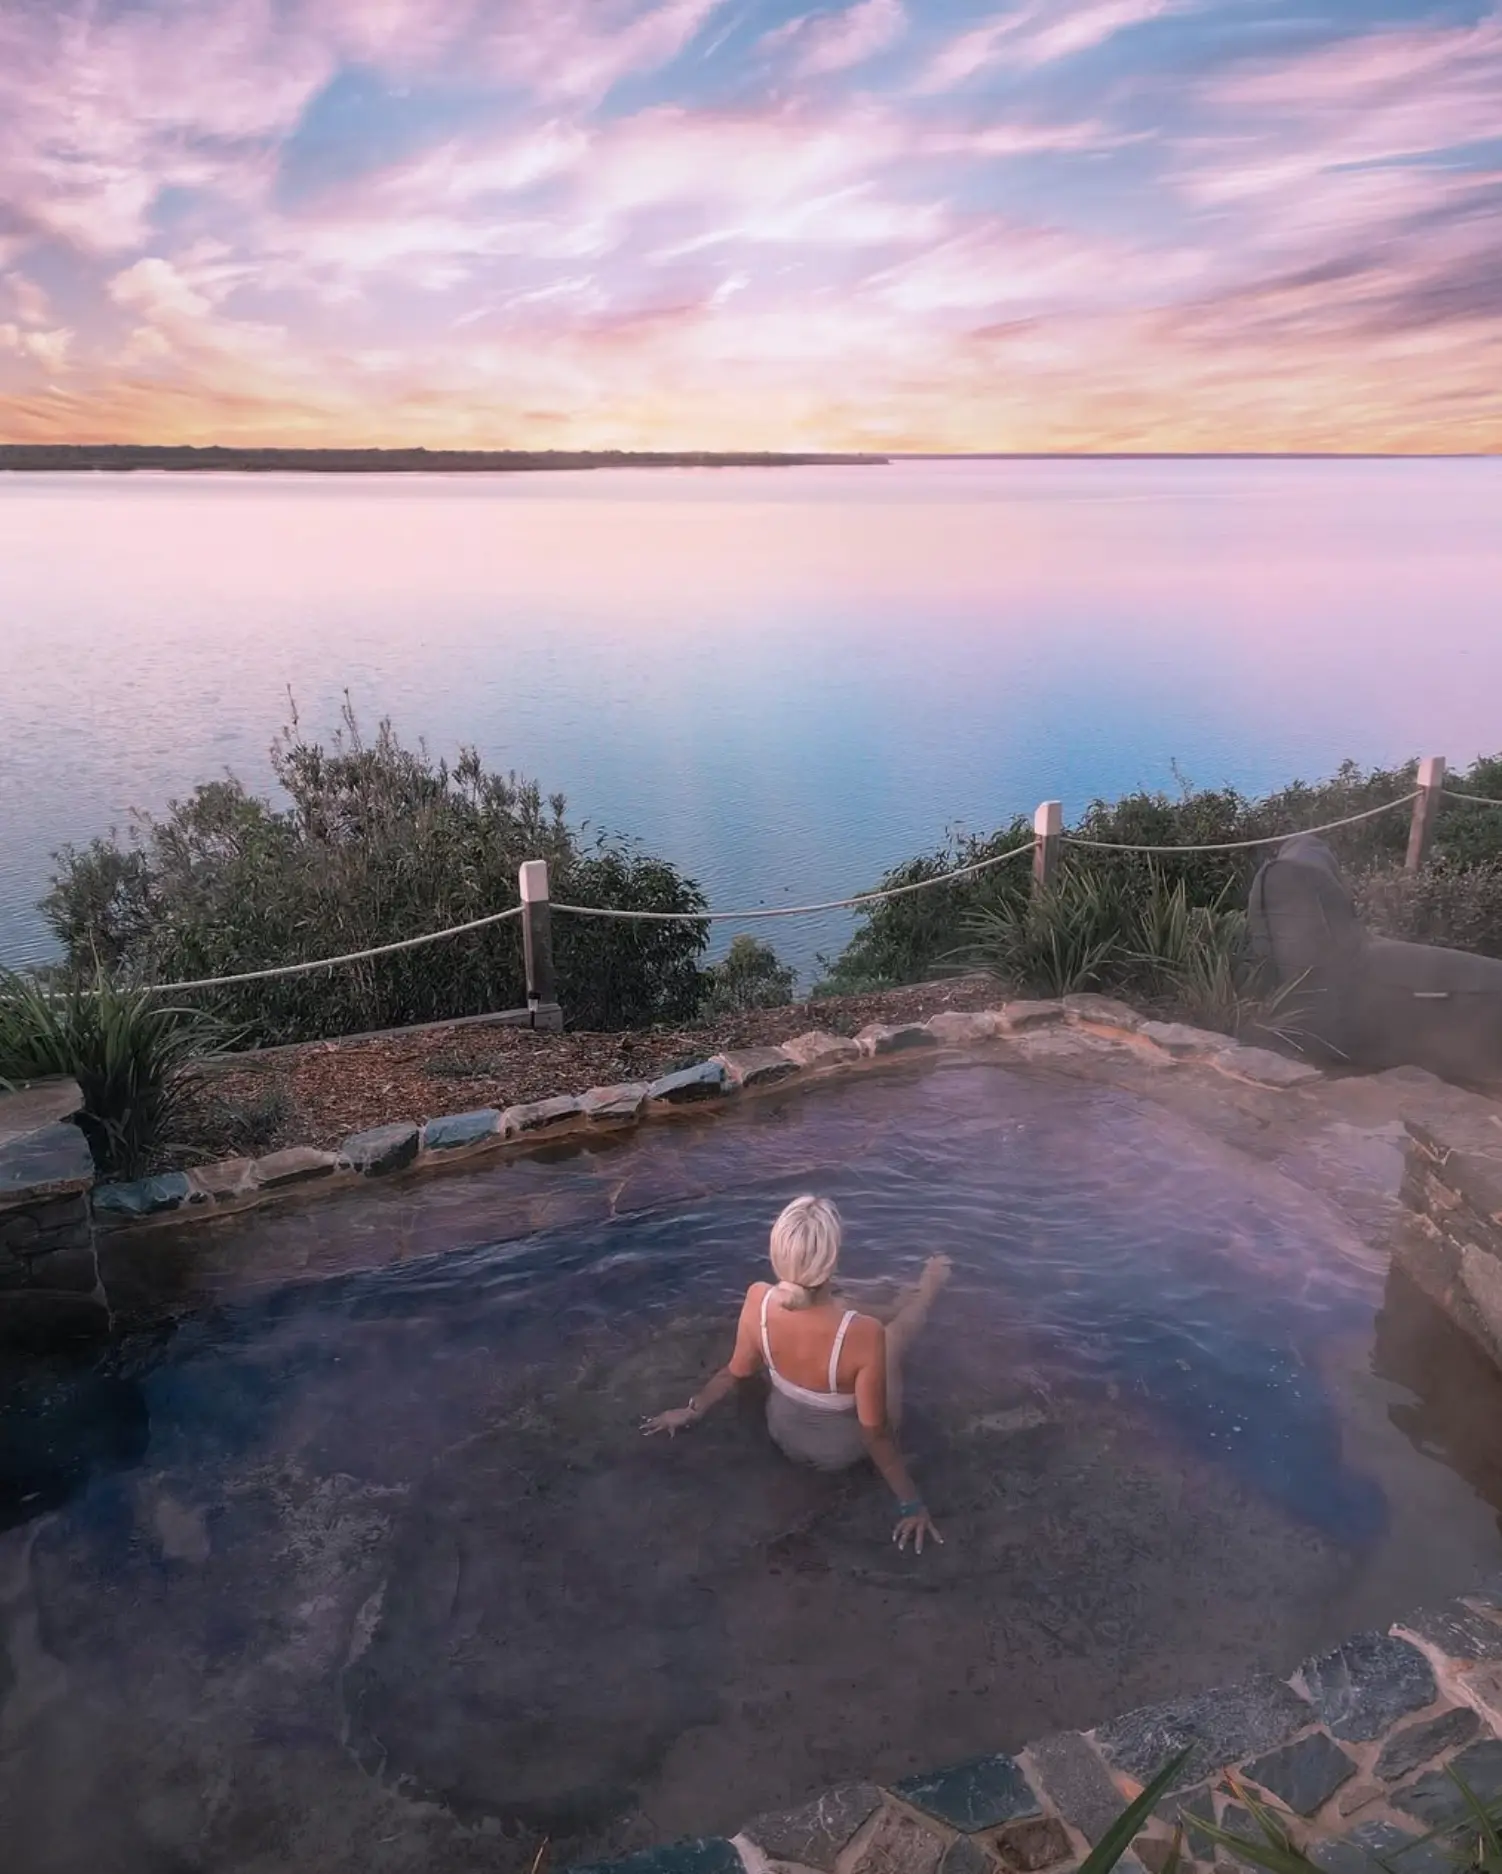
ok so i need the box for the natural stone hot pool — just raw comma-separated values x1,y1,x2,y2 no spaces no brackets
3,1053,1502,1874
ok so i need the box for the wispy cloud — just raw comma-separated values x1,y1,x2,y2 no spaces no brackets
914,0,1181,92
764,0,906,79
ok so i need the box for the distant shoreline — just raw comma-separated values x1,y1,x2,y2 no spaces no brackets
0,445,888,473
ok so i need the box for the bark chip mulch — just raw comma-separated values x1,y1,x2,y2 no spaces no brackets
177,977,1005,1159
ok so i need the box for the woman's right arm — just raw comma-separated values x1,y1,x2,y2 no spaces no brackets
855,1329,942,1553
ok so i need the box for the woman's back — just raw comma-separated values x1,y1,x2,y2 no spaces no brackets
748,1281,875,1399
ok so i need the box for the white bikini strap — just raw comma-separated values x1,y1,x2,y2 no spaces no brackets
760,1287,776,1373
828,1310,857,1392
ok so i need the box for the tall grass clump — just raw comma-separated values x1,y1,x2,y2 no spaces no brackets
41,699,724,1045
0,969,226,1178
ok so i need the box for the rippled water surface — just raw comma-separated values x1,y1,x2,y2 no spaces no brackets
3,1061,1502,1873
3,458,1502,979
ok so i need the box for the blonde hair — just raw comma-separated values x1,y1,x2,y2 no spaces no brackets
769,1195,842,1310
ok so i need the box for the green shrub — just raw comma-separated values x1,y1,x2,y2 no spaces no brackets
699,935,798,1017
42,701,709,1044
1355,855,1502,958
826,754,1502,992
0,969,227,1178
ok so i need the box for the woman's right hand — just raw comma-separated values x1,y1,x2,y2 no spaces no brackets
893,1507,943,1553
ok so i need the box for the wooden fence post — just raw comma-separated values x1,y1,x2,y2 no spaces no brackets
1033,800,1063,893
518,860,563,1030
1405,756,1447,872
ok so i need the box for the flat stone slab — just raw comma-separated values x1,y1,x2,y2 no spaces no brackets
1300,1632,1437,1742
1313,1820,1454,1874
580,1082,651,1123
1136,1021,1226,1058
0,1119,95,1206
848,1806,945,1874
1241,1731,1356,1815
1392,1738,1502,1829
856,1022,940,1057
502,1095,585,1136
925,1010,1005,1046
92,1171,192,1221
1024,1731,1127,1845
1064,994,1143,1032
253,1146,338,1189
0,1078,83,1148
1214,1045,1324,1089
938,1839,992,1874
572,1840,745,1874
420,1108,502,1152
781,1030,862,1069
1095,1673,1312,1791
1394,1599,1502,1664
187,1156,259,1201
712,1048,801,1090
647,1061,728,1104
997,1001,1064,1031
894,1753,1040,1831
338,1123,420,1176
993,1816,1070,1870
742,1784,882,1869
1375,1707,1480,1782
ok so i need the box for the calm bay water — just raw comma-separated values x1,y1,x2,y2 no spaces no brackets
2,457,1500,983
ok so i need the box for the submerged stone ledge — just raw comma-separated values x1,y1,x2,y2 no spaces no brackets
591,1585,1502,1874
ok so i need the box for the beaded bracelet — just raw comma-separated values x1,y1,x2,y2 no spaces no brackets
897,1499,925,1518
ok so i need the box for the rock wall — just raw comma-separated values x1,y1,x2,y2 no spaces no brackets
0,1080,106,1346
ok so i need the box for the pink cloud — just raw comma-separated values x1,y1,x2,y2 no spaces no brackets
915,0,1180,91
764,0,907,80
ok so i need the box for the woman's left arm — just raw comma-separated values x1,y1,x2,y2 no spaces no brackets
642,1287,764,1437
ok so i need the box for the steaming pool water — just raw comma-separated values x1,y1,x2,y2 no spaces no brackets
4,1058,1502,1874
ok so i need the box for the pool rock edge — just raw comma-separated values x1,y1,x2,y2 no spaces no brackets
577,1582,1502,1874
87,1000,1315,1237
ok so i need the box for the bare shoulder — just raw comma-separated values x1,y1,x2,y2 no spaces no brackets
847,1312,885,1359
742,1281,771,1317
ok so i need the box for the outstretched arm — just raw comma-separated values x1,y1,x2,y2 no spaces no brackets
855,1326,942,1553
642,1287,764,1437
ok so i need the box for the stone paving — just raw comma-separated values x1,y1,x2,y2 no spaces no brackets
0,1076,105,1346
573,1581,1502,1874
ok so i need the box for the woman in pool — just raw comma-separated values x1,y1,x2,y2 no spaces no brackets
642,1195,949,1553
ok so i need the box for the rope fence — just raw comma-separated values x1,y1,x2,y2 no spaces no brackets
39,759,1499,1008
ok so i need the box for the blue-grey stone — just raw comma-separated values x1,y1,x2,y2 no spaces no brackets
420,1108,501,1152
894,1754,1041,1832
1026,1731,1125,1845
1242,1732,1355,1816
1396,1601,1502,1663
1300,1632,1436,1742
744,1784,882,1870
1392,1738,1502,1830
939,1839,995,1874
1313,1820,1454,1874
1375,1708,1481,1782
339,1122,419,1176
1095,1674,1312,1793
92,1172,191,1219
646,1062,727,1105
1158,1783,1215,1856
569,1840,743,1874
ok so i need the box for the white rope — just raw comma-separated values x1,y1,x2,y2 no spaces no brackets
1062,792,1418,856
142,904,526,993
1441,790,1502,808
550,840,1037,922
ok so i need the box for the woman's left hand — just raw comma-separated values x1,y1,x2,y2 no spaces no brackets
642,1407,696,1438
893,1508,943,1553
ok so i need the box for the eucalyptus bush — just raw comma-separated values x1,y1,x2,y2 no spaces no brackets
42,701,711,1044
699,934,798,1017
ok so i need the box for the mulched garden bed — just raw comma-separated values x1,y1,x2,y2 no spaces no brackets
175,977,1009,1160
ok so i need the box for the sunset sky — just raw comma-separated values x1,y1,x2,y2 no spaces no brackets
1,0,1499,452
